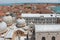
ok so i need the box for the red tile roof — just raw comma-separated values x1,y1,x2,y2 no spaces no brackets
0,11,5,16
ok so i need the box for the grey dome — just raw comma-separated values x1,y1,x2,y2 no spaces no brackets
16,18,26,28
0,22,7,33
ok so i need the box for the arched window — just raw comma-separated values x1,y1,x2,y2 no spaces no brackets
42,37,46,40
52,36,55,40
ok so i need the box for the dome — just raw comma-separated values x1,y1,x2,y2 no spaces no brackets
0,22,7,33
16,18,25,24
16,18,26,28
3,16,13,26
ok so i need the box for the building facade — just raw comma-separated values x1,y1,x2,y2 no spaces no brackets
35,24,60,40
21,13,60,25
36,32,60,40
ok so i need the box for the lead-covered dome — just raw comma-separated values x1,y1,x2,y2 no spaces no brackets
16,18,26,28
3,15,13,26
0,22,7,33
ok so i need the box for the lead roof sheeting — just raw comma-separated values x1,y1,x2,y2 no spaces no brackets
35,24,60,32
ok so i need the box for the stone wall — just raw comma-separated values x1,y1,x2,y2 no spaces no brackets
36,32,60,40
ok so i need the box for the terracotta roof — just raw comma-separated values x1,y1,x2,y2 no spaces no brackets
0,4,59,14
0,11,5,16
40,9,52,13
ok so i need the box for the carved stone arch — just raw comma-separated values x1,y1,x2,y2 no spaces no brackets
11,30,26,40
42,37,46,40
52,36,55,40
15,30,25,36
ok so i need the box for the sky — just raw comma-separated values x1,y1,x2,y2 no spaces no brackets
0,0,59,4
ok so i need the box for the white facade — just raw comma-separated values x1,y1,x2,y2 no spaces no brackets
21,14,60,25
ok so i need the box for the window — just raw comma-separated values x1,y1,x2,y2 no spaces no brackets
52,36,55,40
42,37,46,40
25,38,31,40
50,15,53,17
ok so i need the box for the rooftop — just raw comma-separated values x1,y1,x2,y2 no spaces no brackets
0,4,59,16
21,13,60,17
35,24,60,32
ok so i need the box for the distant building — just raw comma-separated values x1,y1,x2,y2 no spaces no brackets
21,13,60,40
21,13,60,25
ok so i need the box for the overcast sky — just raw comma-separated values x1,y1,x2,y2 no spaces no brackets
0,0,59,4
